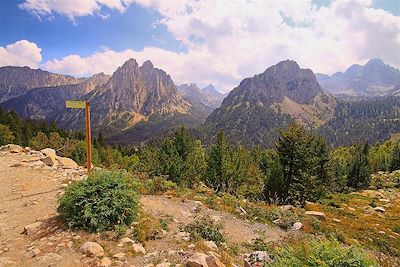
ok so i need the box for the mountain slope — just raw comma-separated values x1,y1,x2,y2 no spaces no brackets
177,83,225,117
316,59,400,96
203,60,336,147
0,66,83,102
319,96,400,146
55,59,196,138
0,73,110,121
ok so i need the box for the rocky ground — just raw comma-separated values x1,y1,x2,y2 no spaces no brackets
0,145,286,267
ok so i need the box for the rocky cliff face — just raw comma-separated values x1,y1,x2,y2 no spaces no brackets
0,66,83,102
316,58,400,96
203,60,336,147
56,59,192,135
178,83,225,113
1,73,110,121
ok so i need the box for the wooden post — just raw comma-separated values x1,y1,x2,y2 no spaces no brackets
85,101,92,173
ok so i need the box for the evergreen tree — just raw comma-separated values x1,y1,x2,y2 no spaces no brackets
276,124,329,205
260,150,285,201
205,129,232,193
29,131,49,150
389,141,400,172
0,124,15,145
347,144,371,189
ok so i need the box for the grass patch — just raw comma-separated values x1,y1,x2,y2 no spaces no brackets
184,216,225,245
268,238,379,267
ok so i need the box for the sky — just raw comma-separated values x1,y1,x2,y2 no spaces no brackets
0,0,399,92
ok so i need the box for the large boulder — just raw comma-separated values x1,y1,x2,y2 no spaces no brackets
42,154,58,167
0,144,24,153
79,241,104,257
187,253,209,267
56,157,78,169
40,148,56,157
305,211,326,220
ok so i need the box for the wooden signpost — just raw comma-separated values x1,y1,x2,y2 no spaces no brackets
66,100,92,173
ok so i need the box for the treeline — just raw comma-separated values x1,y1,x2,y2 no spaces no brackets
1,108,399,206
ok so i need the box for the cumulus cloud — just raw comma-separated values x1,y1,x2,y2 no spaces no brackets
19,0,132,21
0,40,42,68
39,0,400,91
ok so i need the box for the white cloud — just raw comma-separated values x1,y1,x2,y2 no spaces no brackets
19,0,132,21
0,40,42,68
33,0,400,91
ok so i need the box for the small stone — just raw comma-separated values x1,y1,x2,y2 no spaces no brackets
113,252,125,260
120,237,135,244
203,240,218,251
378,231,385,235
374,207,385,213
332,218,341,223
0,257,16,266
23,221,42,235
132,243,146,254
156,261,171,267
188,244,195,249
38,253,62,266
292,222,302,230
26,248,41,258
99,257,112,267
348,207,355,212
305,211,326,220
79,241,104,257
379,198,390,203
175,231,191,242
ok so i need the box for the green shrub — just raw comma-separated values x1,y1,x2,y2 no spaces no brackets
58,171,139,232
393,225,400,234
184,217,225,245
268,238,379,267
139,176,177,194
267,208,298,230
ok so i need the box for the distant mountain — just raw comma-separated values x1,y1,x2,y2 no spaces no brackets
203,60,336,147
316,59,400,97
0,66,83,102
177,83,225,116
203,84,227,99
1,73,110,121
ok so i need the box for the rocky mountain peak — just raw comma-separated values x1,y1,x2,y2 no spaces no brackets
141,60,154,70
235,60,322,105
366,58,385,67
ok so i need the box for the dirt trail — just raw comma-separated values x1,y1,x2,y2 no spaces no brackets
141,195,285,244
0,151,285,266
0,153,82,266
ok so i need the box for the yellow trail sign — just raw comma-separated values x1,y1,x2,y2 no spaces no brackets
66,100,86,109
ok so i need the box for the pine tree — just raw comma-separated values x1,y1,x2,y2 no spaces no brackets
205,129,232,193
347,144,371,189
389,141,400,172
0,124,15,145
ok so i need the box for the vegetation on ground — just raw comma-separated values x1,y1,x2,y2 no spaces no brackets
58,171,139,232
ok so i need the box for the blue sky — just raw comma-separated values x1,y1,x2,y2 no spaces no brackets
0,0,399,91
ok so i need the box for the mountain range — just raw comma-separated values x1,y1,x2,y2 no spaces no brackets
1,58,399,147
316,59,400,97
